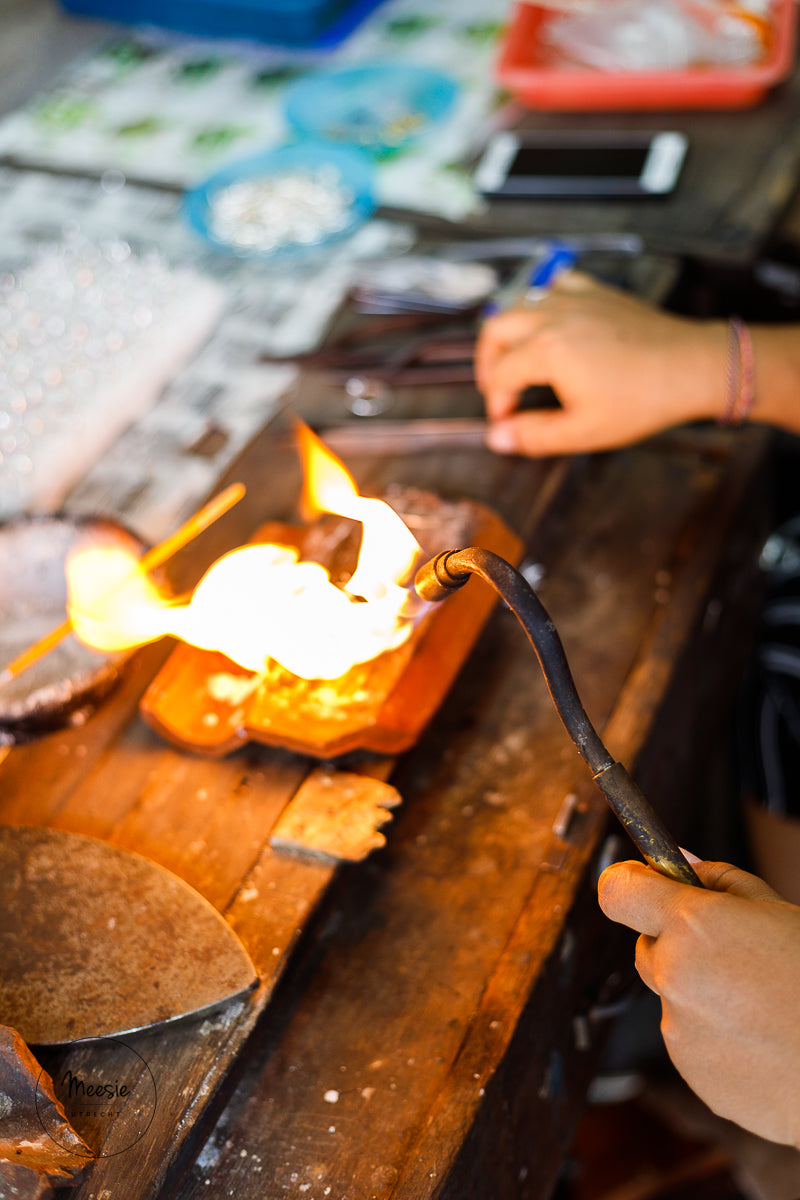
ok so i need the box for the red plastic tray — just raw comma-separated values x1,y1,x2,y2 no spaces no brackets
497,1,798,111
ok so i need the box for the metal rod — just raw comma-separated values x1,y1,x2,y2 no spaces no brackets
414,547,701,887
316,418,488,457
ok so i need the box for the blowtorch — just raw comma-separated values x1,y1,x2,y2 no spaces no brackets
414,547,702,888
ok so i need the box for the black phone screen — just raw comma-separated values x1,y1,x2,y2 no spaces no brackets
508,144,650,180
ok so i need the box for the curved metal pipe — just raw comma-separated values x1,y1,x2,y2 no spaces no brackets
415,548,701,888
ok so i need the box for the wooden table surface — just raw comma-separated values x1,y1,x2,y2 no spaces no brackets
0,6,788,1195
0,411,769,1200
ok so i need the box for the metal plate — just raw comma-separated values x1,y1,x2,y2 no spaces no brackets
0,826,258,1045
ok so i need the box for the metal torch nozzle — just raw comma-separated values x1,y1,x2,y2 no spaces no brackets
414,547,701,888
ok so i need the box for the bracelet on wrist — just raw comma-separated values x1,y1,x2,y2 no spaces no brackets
719,316,755,426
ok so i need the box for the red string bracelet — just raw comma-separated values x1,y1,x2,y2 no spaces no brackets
720,316,756,426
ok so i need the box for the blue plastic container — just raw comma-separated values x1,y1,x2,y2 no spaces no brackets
59,0,386,48
183,141,376,260
284,62,459,156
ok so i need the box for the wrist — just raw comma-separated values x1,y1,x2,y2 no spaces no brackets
671,319,729,426
742,325,800,436
671,318,761,429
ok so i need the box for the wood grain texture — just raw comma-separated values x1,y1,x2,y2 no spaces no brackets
0,422,567,1198
269,767,402,862
0,424,768,1200
170,428,768,1200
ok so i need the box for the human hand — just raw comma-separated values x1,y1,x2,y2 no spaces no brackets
475,271,727,457
598,857,800,1148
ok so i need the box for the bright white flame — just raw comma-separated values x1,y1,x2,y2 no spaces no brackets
297,419,422,602
67,424,429,680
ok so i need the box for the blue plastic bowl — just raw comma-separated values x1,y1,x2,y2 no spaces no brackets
182,141,376,260
283,62,459,157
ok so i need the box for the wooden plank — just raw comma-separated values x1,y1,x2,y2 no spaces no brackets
391,432,770,1200
269,768,403,861
0,423,571,1200
0,422,767,1200
172,429,768,1200
57,739,311,910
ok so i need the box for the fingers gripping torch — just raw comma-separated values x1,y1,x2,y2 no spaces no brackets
414,548,701,888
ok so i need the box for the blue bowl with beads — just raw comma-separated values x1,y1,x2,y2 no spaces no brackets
182,141,376,260
283,62,459,158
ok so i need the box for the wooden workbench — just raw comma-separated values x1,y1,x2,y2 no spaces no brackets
0,416,769,1200
0,4,792,1195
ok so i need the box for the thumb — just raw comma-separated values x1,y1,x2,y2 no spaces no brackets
486,411,586,459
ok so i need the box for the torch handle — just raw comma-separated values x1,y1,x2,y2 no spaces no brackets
415,547,702,888
593,762,701,887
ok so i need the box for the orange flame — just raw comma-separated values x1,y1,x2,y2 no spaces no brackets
66,424,429,680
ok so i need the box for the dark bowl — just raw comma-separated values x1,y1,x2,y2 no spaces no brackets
0,514,145,741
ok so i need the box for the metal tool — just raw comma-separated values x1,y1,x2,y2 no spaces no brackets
0,827,258,1045
315,417,488,456
414,548,701,887
436,234,646,260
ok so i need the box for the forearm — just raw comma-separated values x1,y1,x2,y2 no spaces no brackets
749,325,800,434
637,318,800,432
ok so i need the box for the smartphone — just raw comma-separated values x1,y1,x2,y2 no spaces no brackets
474,130,688,200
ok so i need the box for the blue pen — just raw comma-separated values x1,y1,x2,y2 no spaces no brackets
484,240,577,316
528,241,577,289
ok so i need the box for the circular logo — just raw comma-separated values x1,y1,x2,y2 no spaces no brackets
36,1038,157,1159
